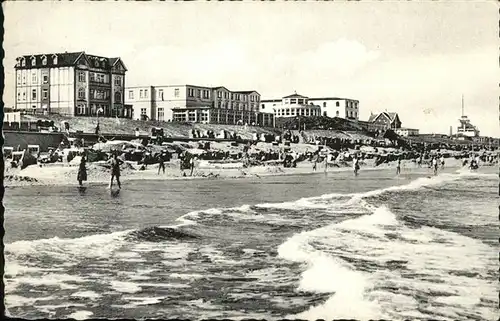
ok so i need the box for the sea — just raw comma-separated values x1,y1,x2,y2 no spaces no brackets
4,166,499,320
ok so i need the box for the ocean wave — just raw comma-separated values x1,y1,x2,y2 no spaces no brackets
277,202,497,321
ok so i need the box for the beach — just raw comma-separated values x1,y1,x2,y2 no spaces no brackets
4,154,467,188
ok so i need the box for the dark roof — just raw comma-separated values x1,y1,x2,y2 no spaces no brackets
309,97,357,102
261,99,282,103
368,112,400,123
283,93,308,99
15,51,127,71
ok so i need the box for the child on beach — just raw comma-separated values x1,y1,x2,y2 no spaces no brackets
109,153,123,189
77,155,87,186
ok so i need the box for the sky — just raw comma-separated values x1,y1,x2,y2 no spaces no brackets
3,1,499,136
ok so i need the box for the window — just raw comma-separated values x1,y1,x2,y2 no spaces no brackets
231,93,234,100
78,88,85,99
114,91,122,103
42,57,47,65
218,91,222,98
95,60,99,67
17,92,21,101
32,89,37,100
139,90,143,98
158,89,164,100
175,88,180,97
217,101,221,108
53,56,58,64
297,99,303,104
31,72,37,83
22,91,26,101
21,59,25,67
32,105,36,109
140,108,147,115
225,92,229,99
144,89,148,98
16,73,21,85
336,111,339,117
336,102,340,107
128,90,134,99
323,102,327,107
286,108,290,116
76,104,85,115
188,88,194,97
43,75,48,84
261,104,265,109
22,75,26,84
42,89,48,100
196,89,201,98
114,76,121,86
202,90,209,99
78,72,86,82
158,108,164,121
31,57,36,66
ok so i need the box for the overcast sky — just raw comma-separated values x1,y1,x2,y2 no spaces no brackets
3,1,498,136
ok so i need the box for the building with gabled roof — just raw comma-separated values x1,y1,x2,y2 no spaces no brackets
14,51,130,118
365,111,403,132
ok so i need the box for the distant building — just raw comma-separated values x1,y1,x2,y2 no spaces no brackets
366,112,402,131
395,128,419,137
125,85,274,127
14,51,130,118
456,97,480,137
261,93,359,120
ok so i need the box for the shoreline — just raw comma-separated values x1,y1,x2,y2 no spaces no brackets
4,157,471,188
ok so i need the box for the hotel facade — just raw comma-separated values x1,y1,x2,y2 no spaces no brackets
261,94,360,120
125,85,274,127
14,51,129,118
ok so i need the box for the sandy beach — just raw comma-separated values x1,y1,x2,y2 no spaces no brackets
4,156,467,188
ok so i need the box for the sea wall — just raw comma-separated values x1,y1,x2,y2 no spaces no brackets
3,131,65,152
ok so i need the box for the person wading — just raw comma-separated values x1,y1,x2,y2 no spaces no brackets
432,157,438,176
109,153,123,189
77,154,87,186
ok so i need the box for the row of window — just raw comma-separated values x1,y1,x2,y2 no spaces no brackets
17,73,50,85
216,101,257,111
276,108,321,117
188,88,211,99
216,91,258,102
17,89,49,101
18,56,58,68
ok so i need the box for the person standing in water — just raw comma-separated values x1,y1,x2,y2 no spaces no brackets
109,153,123,189
77,154,87,186
396,157,401,176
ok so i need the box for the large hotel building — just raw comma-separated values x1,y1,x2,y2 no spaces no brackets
261,93,360,121
14,51,130,118
125,85,274,127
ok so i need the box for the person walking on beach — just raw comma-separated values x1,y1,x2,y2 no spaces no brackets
432,157,438,176
440,155,445,169
158,152,166,175
353,155,360,176
109,153,123,189
77,154,87,186
396,157,401,176
189,155,196,176
312,155,318,171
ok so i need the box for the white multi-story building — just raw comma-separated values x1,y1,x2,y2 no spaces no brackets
14,51,129,118
261,93,360,120
125,85,274,127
